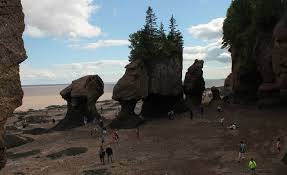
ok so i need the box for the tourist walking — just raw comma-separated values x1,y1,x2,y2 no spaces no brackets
101,127,107,143
238,141,246,162
219,116,224,127
99,145,105,165
106,146,113,163
200,105,204,118
112,129,119,143
276,138,281,153
248,158,257,175
99,119,104,128
217,105,222,113
168,110,175,120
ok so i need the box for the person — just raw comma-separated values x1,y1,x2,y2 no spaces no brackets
238,141,246,162
101,127,107,143
276,138,281,153
227,123,238,130
112,129,119,142
168,110,175,120
189,110,193,120
99,119,104,129
136,127,140,139
99,145,105,165
219,117,224,127
200,105,204,117
217,105,222,113
106,146,113,163
83,116,87,125
248,158,257,175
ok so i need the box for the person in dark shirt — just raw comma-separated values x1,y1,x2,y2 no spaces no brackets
106,146,113,163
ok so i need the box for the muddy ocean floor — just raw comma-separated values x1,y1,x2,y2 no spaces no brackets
1,100,287,175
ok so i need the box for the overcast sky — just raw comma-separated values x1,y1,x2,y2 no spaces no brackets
20,0,232,85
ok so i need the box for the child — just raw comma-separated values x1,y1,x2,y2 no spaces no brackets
248,158,257,175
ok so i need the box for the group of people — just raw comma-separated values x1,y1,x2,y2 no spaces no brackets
94,118,142,165
99,145,113,165
216,105,284,174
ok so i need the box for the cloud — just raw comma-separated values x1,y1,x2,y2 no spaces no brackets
183,40,231,63
22,0,101,38
83,40,130,49
188,17,224,41
20,60,129,85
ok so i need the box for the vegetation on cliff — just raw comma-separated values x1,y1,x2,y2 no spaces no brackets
129,6,183,62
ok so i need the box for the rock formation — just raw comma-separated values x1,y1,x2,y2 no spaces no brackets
142,56,184,117
113,60,148,117
183,59,205,107
53,75,104,130
225,13,287,106
110,60,147,129
0,0,27,169
211,86,221,101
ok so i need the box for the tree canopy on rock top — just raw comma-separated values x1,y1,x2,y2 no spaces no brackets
129,6,183,62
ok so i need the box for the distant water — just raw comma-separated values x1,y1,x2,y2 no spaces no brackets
18,80,224,111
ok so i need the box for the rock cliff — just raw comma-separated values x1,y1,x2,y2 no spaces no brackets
53,75,104,130
0,0,27,169
183,59,205,107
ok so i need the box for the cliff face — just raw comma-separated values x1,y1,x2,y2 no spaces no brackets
226,15,287,106
0,0,27,169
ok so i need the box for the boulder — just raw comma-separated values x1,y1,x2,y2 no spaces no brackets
183,59,205,107
0,0,27,169
211,86,221,101
53,75,104,131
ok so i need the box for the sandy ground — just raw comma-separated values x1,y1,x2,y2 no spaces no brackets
16,93,113,111
1,99,286,175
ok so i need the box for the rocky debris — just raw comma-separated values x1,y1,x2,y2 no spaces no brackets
211,87,221,101
4,134,34,149
113,60,148,118
7,149,40,160
47,147,88,160
53,75,104,131
183,59,205,107
0,0,27,169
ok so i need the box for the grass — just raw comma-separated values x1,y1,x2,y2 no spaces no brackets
7,149,41,160
47,147,88,160
82,168,108,175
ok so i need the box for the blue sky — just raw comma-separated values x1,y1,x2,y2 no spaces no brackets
21,0,232,85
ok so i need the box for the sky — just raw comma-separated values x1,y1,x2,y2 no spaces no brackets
20,0,232,85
